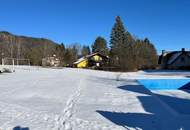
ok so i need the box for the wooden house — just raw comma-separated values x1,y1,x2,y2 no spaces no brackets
158,48,190,69
42,54,60,67
73,53,109,69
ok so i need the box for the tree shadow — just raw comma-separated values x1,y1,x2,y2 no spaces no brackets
97,86,190,129
118,84,152,95
155,93,190,115
97,95,173,129
97,110,158,130
177,82,190,96
182,89,190,94
179,82,190,90
91,74,132,83
13,126,29,130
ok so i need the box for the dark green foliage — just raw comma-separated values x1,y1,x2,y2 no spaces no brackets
109,16,158,71
110,16,136,71
92,36,109,55
110,16,126,50
110,16,126,65
81,45,91,56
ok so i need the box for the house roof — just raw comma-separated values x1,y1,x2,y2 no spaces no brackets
167,52,182,64
86,52,109,59
73,52,109,64
169,52,190,65
73,57,86,64
159,50,190,65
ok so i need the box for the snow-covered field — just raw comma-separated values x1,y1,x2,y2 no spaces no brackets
0,67,190,130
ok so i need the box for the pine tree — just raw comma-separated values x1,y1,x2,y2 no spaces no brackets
110,16,126,54
92,36,108,55
110,16,126,69
110,16,136,71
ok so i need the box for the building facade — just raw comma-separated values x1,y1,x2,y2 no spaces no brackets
158,48,190,69
42,55,60,67
73,53,109,69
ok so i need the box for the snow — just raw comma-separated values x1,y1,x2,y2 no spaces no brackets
73,57,85,64
0,67,190,130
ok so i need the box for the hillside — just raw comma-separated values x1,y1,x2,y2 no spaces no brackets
0,31,58,65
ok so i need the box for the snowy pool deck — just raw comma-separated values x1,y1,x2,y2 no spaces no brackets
0,68,190,130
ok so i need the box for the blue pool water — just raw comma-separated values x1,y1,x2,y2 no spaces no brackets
138,79,190,90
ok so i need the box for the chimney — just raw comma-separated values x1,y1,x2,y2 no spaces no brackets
162,50,166,55
182,48,185,52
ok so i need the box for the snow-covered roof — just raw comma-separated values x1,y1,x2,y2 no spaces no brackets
86,52,109,59
73,52,109,64
73,57,86,64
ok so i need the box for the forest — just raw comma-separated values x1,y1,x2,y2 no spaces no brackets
0,16,158,71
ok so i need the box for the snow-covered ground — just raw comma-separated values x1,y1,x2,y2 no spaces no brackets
0,67,190,130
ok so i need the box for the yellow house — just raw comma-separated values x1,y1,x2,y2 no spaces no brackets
74,57,88,68
73,53,109,68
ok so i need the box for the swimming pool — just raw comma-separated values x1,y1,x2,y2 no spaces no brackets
138,79,190,90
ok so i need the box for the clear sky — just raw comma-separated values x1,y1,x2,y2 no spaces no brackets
0,0,190,53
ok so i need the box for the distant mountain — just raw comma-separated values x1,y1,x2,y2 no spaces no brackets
0,31,58,65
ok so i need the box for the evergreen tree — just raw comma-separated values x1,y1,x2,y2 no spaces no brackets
134,38,158,69
122,31,136,70
81,45,91,56
110,16,126,55
143,38,158,68
92,36,108,55
110,16,136,71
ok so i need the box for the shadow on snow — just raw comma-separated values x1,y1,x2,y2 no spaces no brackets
117,84,151,95
13,126,29,130
97,83,190,130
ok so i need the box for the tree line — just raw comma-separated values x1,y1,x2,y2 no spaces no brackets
0,16,158,71
0,32,56,65
109,16,158,71
55,16,158,71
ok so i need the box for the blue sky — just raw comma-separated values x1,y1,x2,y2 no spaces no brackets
0,0,190,53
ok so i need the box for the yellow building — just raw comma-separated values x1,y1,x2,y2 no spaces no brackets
74,58,88,68
73,53,109,69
